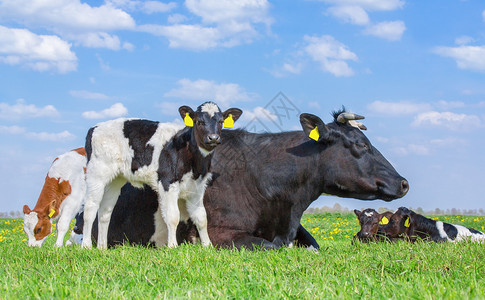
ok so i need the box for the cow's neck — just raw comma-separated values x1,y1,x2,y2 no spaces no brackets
177,127,212,179
33,176,59,218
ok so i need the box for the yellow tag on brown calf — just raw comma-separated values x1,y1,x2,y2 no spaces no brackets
379,216,389,225
48,209,55,218
404,217,410,227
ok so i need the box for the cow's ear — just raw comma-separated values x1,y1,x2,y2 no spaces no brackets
404,216,410,228
222,108,243,128
23,205,31,215
379,216,389,225
179,106,195,127
354,209,361,217
300,113,328,142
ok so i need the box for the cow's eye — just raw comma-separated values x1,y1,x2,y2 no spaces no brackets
35,227,41,234
197,121,205,126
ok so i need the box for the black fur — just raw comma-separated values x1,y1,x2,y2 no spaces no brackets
76,111,407,250
123,120,158,172
85,126,95,162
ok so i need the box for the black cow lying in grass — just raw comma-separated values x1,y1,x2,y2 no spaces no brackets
382,207,485,242
70,108,409,250
353,209,394,242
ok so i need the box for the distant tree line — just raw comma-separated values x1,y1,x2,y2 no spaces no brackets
304,204,485,216
2,206,485,218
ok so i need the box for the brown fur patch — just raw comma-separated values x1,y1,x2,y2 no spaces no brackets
28,175,72,240
73,147,86,156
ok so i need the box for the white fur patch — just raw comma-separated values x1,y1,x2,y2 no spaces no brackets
453,224,485,242
200,102,220,118
364,211,374,217
198,146,213,157
436,221,452,241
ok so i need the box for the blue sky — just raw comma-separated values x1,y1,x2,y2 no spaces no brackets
1,0,484,213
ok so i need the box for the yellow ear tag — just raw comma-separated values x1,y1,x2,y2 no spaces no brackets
379,216,389,225
309,126,319,141
48,209,55,218
223,114,234,128
184,113,194,127
404,217,410,227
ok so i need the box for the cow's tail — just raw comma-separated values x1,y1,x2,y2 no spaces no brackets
85,127,96,162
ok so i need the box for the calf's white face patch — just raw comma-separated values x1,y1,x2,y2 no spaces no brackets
23,212,47,247
364,211,374,217
200,102,220,118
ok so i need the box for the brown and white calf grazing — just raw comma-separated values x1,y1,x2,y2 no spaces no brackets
81,101,242,249
382,207,485,242
23,148,87,247
353,209,393,242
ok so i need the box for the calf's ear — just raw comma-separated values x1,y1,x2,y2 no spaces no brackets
300,113,328,142
179,106,195,127
222,108,243,128
379,216,389,225
23,205,32,215
354,209,361,217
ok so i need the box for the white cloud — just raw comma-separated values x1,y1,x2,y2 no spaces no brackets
141,1,177,14
327,5,370,25
164,79,255,107
435,100,465,110
412,111,481,131
168,14,188,24
455,36,475,45
140,24,220,50
321,0,405,11
239,106,278,122
0,0,136,51
25,130,75,142
139,0,272,50
363,21,406,41
0,0,135,32
0,125,75,141
433,45,485,72
0,99,59,120
0,125,26,135
69,90,111,100
367,101,431,115
157,101,182,116
0,26,77,73
304,35,358,77
107,0,176,14
82,103,128,119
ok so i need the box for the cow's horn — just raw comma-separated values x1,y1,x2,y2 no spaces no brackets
348,120,367,130
337,112,365,124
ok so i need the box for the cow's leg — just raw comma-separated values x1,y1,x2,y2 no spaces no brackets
230,234,278,250
96,177,126,249
54,191,85,247
54,207,76,247
186,195,211,247
294,224,320,251
81,163,113,249
157,182,180,248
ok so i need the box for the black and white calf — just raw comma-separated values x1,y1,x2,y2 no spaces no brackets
383,207,485,242
81,102,242,249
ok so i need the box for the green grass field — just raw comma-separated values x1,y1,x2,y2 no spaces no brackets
1,213,484,299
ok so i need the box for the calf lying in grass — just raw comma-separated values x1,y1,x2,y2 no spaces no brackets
382,207,485,242
353,209,393,242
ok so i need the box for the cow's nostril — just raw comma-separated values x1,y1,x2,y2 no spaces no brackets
400,179,409,195
207,134,221,144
